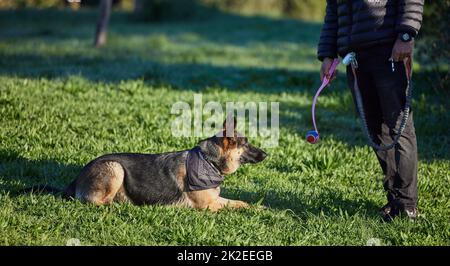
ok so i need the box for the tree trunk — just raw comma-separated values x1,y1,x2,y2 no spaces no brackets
94,0,112,48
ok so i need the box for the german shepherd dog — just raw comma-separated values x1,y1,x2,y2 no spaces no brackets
45,118,267,212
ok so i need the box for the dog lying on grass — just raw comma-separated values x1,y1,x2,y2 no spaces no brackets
29,118,267,212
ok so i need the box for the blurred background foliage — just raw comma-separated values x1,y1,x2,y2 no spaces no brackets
0,0,447,91
0,0,326,20
416,0,449,92
203,0,326,20
0,0,64,8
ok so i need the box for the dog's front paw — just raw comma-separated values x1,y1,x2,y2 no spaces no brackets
232,200,250,209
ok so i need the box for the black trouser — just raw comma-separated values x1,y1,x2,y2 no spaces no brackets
346,44,418,209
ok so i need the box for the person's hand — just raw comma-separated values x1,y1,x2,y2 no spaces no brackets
320,57,337,84
391,38,414,62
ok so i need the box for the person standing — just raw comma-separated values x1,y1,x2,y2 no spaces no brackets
317,0,424,221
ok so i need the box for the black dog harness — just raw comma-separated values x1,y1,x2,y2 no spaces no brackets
186,146,224,191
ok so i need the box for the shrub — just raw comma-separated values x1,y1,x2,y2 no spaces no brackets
417,1,449,92
283,0,326,20
203,0,326,20
133,0,203,22
203,0,284,17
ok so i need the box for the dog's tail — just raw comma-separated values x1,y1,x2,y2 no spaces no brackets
19,179,76,199
21,185,61,195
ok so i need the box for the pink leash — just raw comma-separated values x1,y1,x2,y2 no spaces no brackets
306,58,340,144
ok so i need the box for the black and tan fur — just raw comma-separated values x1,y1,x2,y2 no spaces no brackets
49,118,267,212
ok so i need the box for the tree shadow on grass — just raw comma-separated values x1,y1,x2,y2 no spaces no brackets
0,150,81,195
0,52,322,94
0,8,323,48
221,187,381,219
0,7,324,92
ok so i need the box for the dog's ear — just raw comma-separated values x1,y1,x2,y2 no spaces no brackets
198,139,209,152
214,113,237,150
222,113,236,138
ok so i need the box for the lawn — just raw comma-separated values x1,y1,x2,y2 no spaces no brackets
0,8,448,246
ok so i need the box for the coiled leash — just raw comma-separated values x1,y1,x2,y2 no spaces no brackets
345,52,413,151
307,52,413,151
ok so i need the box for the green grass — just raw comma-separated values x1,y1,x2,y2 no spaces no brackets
0,9,449,246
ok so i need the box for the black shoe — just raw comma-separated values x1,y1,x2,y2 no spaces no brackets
379,202,418,222
400,207,418,220
379,202,399,222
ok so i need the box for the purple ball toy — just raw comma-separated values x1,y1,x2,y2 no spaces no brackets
306,130,319,144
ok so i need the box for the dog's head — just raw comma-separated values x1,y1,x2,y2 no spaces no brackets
198,117,267,175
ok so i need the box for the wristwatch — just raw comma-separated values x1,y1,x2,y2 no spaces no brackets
399,32,413,42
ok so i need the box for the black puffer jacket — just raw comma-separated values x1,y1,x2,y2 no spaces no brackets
317,0,424,61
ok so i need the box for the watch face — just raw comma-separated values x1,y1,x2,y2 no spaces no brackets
402,33,411,41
